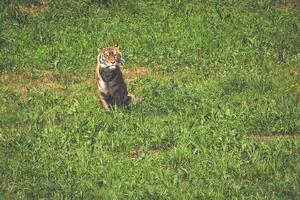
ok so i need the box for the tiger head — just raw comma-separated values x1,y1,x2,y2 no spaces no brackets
97,44,121,71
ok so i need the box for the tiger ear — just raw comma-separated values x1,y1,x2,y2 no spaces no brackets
98,47,103,54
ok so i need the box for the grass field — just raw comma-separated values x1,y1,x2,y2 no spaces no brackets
0,0,300,199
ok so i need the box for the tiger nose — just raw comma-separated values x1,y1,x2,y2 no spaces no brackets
111,61,115,65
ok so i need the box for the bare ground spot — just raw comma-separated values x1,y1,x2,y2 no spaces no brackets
5,0,50,14
51,73,88,84
129,146,162,159
123,65,150,83
0,69,87,98
248,134,299,141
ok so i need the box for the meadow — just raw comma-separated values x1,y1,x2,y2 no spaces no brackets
0,0,299,199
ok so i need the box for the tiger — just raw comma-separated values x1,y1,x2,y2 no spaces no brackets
95,44,132,111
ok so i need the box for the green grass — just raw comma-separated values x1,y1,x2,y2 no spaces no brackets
0,0,300,199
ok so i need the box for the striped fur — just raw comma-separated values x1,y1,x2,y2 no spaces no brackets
95,45,131,111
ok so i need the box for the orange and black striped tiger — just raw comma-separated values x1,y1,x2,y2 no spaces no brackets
95,44,132,111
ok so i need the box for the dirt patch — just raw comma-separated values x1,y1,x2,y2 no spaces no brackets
18,5,44,14
0,69,57,98
123,65,150,83
51,73,88,84
248,134,299,141
6,0,50,15
0,69,87,99
129,146,161,159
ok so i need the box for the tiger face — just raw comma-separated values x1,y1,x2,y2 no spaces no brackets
97,44,121,71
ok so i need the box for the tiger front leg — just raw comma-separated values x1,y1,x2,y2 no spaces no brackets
114,95,121,110
99,95,110,111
